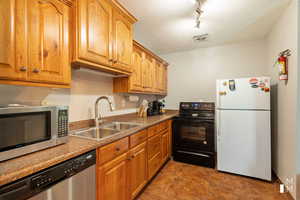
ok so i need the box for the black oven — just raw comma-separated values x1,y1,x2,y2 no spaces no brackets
172,102,215,168
173,118,214,152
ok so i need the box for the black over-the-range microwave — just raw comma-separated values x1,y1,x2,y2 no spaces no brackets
0,105,69,161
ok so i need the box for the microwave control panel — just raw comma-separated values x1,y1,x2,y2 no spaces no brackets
58,109,68,137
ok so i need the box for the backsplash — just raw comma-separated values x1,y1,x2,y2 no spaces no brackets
0,69,159,122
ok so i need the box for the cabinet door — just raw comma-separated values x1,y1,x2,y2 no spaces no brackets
128,142,148,200
98,153,129,200
142,56,152,91
161,131,169,162
76,0,112,66
27,0,70,84
149,59,156,92
0,0,26,80
162,65,168,94
130,48,143,91
113,9,133,72
168,120,172,157
160,64,164,92
153,61,160,93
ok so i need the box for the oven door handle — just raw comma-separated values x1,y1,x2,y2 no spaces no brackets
173,118,213,124
177,150,211,158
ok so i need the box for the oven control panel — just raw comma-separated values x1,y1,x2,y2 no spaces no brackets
180,102,215,111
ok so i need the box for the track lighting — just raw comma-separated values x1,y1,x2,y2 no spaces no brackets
194,0,206,28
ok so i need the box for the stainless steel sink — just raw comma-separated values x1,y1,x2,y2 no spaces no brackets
101,122,141,131
71,122,141,141
76,128,119,139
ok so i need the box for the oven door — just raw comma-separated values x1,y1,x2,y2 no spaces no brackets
173,117,215,152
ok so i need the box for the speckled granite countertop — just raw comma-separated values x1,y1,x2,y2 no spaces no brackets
0,111,178,187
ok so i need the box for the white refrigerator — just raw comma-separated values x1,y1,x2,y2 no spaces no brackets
216,77,271,181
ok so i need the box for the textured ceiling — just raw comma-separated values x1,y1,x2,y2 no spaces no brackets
118,0,291,54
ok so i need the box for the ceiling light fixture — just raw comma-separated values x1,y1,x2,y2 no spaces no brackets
194,0,206,28
193,33,209,42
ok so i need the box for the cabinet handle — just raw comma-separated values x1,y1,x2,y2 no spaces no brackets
32,68,40,73
115,147,120,152
109,59,114,62
19,66,27,72
127,155,134,160
113,60,117,64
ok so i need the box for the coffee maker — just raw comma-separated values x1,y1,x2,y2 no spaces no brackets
147,101,164,116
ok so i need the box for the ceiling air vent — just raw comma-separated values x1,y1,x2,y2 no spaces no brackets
193,34,208,42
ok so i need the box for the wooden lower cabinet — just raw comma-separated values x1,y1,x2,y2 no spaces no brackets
161,131,169,163
97,152,129,200
148,152,162,180
128,142,148,200
148,134,161,159
97,120,172,200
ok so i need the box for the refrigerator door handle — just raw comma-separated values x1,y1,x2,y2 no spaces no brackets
217,110,220,137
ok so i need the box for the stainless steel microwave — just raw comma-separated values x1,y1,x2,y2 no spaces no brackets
0,105,69,161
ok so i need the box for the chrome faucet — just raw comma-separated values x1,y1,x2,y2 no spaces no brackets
94,96,115,126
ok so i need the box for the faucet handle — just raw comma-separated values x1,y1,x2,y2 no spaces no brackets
95,118,103,126
111,104,116,111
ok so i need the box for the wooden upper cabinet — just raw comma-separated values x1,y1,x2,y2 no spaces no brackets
130,46,143,91
0,0,71,88
155,62,168,94
142,56,153,91
0,0,26,81
27,0,70,85
75,0,112,67
73,0,136,75
163,65,168,94
112,8,133,72
113,40,169,94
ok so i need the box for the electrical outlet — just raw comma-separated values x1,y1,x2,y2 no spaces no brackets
280,184,285,193
284,177,295,193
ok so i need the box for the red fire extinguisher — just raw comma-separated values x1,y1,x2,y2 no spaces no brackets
278,55,288,80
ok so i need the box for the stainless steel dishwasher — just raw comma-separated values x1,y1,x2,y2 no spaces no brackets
0,150,96,200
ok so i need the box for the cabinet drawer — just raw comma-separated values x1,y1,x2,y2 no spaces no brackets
130,129,147,148
148,152,161,179
148,121,168,138
148,134,161,160
98,137,129,165
158,121,168,132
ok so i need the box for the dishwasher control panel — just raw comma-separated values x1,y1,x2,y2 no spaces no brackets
0,150,96,200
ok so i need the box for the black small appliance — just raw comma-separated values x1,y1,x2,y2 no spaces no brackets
172,102,215,168
147,100,164,116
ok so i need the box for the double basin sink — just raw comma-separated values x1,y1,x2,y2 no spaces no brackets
71,122,142,141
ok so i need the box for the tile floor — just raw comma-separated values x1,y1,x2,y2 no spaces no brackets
137,160,293,200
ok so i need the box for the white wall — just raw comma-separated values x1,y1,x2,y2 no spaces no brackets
0,69,157,122
266,0,298,198
161,2,298,197
298,1,300,199
161,40,268,109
